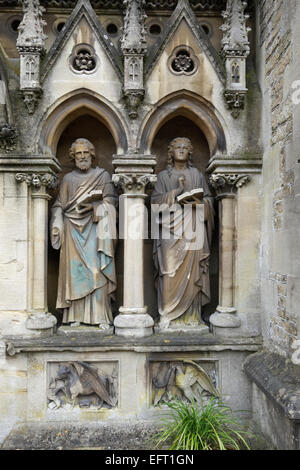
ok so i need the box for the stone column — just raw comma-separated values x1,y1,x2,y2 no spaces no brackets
209,174,250,337
113,173,156,338
15,172,58,336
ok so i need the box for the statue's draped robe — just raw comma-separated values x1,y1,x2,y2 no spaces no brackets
151,167,214,325
50,167,117,325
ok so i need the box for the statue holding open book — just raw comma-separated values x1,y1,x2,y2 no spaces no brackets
151,137,215,330
50,138,117,328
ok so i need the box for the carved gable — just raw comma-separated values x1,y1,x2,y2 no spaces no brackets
41,0,122,105
145,0,225,106
146,17,224,105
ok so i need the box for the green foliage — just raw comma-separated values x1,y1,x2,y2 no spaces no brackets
152,398,253,450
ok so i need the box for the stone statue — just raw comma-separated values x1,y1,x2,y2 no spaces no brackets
151,137,214,330
50,138,117,328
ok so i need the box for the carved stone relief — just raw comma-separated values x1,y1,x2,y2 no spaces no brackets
0,124,18,152
47,361,118,410
151,360,219,406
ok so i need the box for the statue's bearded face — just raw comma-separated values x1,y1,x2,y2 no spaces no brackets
172,140,190,163
74,142,92,171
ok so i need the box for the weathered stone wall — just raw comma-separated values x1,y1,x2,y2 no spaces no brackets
257,0,300,357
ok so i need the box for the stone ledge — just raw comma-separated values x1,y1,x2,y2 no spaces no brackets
1,420,159,450
4,332,263,356
243,351,300,421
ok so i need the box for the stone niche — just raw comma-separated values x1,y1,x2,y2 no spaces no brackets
48,114,219,326
149,115,219,323
47,114,121,320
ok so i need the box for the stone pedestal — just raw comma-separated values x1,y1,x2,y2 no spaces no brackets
113,172,156,338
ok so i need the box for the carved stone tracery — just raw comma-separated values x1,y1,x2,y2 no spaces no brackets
70,44,98,74
168,46,198,76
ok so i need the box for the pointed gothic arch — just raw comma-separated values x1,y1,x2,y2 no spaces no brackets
37,89,130,156
138,90,227,158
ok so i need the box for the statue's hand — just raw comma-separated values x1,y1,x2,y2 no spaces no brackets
51,227,62,250
76,202,93,215
178,176,185,189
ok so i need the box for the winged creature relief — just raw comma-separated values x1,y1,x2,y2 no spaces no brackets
152,360,219,406
48,361,118,409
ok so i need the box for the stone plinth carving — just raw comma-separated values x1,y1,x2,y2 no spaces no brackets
48,361,118,409
50,138,117,329
151,360,219,406
151,138,214,332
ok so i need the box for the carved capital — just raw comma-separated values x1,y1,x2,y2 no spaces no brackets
209,173,251,196
20,88,43,114
224,90,246,118
15,172,58,190
113,173,156,194
0,124,18,153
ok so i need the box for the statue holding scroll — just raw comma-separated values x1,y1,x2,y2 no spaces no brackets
50,138,117,328
151,137,214,330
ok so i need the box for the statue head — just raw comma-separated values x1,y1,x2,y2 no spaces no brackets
167,137,193,171
69,138,96,171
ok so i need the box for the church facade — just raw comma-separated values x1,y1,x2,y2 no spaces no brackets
0,0,299,450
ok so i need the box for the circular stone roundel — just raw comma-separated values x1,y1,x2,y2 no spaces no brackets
168,46,199,76
69,43,98,75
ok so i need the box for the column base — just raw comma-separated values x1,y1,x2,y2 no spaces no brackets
26,312,57,338
114,311,154,338
209,306,241,338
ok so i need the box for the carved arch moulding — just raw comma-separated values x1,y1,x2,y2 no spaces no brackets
138,91,227,158
37,89,130,157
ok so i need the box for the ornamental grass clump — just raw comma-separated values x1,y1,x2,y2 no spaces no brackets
152,398,252,450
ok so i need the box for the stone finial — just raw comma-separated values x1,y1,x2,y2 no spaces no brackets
121,0,147,55
220,0,251,57
17,0,47,114
17,0,47,53
220,1,251,117
121,0,147,119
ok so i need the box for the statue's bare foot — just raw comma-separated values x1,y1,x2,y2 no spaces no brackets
70,321,80,327
159,318,170,330
99,323,111,331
